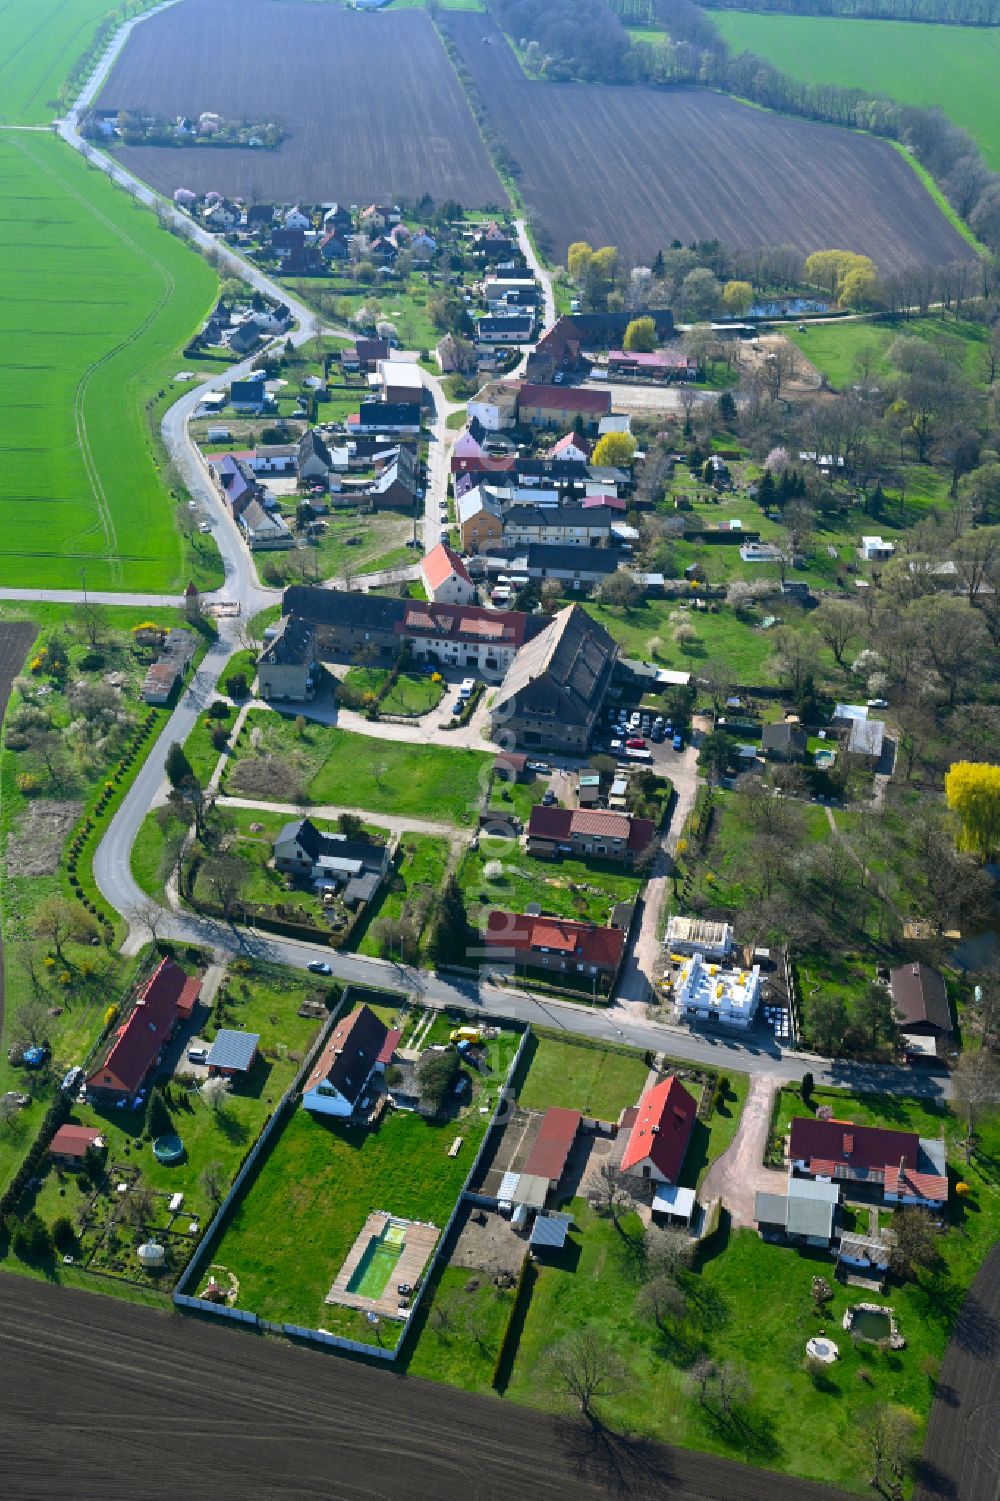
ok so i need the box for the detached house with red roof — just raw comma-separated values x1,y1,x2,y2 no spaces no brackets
301,1003,389,1118
788,1117,948,1209
85,958,199,1105
526,805,655,865
485,910,626,990
421,543,475,607
619,1076,697,1186
517,383,611,434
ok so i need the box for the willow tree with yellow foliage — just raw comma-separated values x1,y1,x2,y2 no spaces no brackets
945,761,1000,862
804,250,879,309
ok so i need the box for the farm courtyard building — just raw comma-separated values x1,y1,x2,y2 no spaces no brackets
489,603,618,752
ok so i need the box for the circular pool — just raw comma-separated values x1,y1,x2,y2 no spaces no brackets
153,1134,185,1165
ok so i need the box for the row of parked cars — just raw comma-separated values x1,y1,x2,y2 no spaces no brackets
607,705,683,754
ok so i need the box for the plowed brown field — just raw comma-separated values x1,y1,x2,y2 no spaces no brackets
444,12,976,271
100,0,507,209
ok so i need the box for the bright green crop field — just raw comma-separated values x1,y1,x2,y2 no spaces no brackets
714,12,1000,171
0,133,217,589
0,0,148,125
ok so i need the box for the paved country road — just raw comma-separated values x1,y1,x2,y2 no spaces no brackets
0,1276,856,1501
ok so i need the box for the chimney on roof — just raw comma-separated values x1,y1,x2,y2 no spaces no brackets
899,1155,907,1180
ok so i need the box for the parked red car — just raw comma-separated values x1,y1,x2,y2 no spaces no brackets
625,736,647,749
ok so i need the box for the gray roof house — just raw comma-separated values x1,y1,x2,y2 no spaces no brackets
257,615,317,702
890,962,953,1043
206,1029,260,1076
298,429,333,485
489,603,618,753
754,1178,840,1248
848,717,886,763
761,722,808,761
273,818,391,907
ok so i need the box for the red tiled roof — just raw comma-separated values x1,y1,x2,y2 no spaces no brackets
524,1107,581,1182
49,1126,103,1159
790,1117,920,1174
86,958,187,1096
422,542,472,591
518,383,611,415
397,601,528,647
884,1164,948,1202
377,1028,402,1067
526,804,655,852
619,1076,697,1182
485,910,625,970
176,975,202,1018
609,348,693,368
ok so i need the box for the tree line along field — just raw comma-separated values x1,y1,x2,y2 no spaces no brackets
100,0,508,208
0,133,218,591
442,11,976,270
713,12,1000,172
0,0,142,126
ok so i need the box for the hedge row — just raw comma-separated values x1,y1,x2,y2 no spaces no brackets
491,1251,536,1392
0,1094,71,1222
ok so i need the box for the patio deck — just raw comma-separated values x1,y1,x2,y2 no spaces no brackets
325,1212,439,1320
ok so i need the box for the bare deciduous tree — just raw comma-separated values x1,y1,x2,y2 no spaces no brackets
543,1331,630,1420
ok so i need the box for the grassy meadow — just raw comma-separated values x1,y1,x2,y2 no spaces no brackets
714,12,1000,171
0,134,218,589
0,0,149,124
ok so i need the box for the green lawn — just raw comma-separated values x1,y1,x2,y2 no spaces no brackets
786,314,989,393
715,11,1000,170
458,837,642,926
582,601,781,685
0,135,218,589
226,714,491,824
516,1033,648,1120
213,1037,517,1331
357,833,453,958
9,964,329,1292
342,666,444,717
404,1263,513,1391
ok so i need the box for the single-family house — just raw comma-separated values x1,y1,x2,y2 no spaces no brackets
273,818,391,906
619,1076,697,1185
322,203,353,233
255,303,292,335
421,543,476,606
214,453,263,518
256,615,317,702
754,1178,841,1248
369,234,397,265
676,952,762,1031
378,359,423,407
368,446,418,512
319,229,350,263
228,319,264,358
788,1117,948,1208
761,722,808,762
239,498,292,549
860,536,895,562
298,429,333,487
354,337,389,373
347,403,422,435
301,1004,389,1118
284,205,312,231
526,805,655,864
485,910,626,988
85,958,193,1105
458,486,503,553
246,203,276,231
468,380,521,433
490,603,618,752
477,313,534,345
517,384,612,434
229,379,270,415
890,962,954,1054
548,432,591,464
49,1125,105,1168
206,1030,260,1078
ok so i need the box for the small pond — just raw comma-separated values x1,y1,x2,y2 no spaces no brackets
851,1308,892,1342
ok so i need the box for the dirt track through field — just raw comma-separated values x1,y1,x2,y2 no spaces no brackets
443,13,976,271
0,620,40,1041
0,1274,859,1500
100,0,507,208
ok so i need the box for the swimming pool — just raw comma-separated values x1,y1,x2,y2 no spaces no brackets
346,1227,404,1299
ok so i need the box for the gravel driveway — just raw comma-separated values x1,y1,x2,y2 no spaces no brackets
700,1073,787,1229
